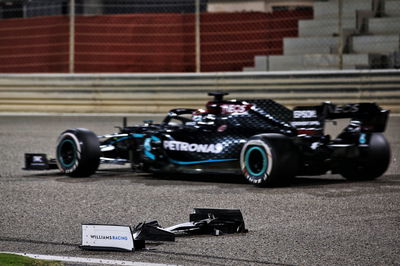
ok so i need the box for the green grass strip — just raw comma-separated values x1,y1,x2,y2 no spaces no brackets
0,253,63,266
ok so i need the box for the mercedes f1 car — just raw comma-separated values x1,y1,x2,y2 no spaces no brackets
25,92,391,187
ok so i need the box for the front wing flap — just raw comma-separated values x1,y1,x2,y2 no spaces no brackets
24,153,58,170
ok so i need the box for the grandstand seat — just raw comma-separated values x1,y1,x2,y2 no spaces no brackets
260,0,400,71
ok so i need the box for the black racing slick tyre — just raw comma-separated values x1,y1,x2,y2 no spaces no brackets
56,128,101,177
340,133,391,180
240,134,299,187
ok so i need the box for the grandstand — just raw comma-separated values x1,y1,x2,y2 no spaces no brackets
246,0,400,71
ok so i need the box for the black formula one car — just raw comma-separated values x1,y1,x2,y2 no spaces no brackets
25,92,391,186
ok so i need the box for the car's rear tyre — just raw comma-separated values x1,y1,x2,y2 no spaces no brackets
240,134,298,187
56,128,100,177
340,133,391,180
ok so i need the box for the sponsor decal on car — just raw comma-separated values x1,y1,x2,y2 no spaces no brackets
291,121,321,127
293,110,317,119
220,104,252,114
33,156,44,162
328,103,360,114
163,141,223,154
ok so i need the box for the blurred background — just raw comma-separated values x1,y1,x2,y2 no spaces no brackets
1,0,399,73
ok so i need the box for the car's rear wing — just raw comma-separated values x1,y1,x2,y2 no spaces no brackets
292,102,389,135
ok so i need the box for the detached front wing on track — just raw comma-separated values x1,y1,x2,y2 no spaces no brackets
80,209,247,252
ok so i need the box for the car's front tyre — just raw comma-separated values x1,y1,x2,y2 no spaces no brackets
56,128,100,177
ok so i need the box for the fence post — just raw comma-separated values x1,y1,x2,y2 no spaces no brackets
69,0,75,73
338,0,343,70
195,0,201,72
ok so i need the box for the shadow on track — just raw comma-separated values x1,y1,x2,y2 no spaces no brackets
23,168,395,189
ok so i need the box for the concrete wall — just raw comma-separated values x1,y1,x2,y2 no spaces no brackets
1,70,399,113
207,0,314,13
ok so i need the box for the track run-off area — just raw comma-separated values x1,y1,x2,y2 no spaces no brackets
0,114,399,265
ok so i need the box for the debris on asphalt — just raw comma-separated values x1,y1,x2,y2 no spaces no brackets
80,208,247,252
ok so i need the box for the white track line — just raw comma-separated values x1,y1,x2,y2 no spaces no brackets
1,252,175,266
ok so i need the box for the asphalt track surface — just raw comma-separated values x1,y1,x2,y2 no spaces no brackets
0,115,399,266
